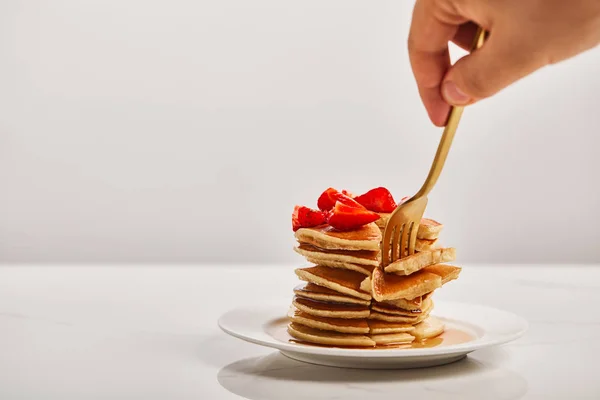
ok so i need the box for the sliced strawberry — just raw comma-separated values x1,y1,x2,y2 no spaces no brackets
341,189,355,198
317,188,361,211
327,201,380,231
335,193,364,208
292,205,328,232
354,187,397,213
317,188,339,211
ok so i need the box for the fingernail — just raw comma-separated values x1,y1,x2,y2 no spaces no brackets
442,81,471,105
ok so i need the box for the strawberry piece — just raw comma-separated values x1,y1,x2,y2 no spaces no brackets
317,188,339,211
354,187,397,213
341,189,355,198
327,201,380,231
317,188,361,211
292,205,328,232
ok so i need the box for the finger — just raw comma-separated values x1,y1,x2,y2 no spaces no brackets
408,0,468,126
442,33,548,105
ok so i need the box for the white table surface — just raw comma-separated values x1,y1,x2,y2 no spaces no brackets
0,264,598,399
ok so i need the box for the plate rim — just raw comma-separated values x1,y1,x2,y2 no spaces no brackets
218,301,529,358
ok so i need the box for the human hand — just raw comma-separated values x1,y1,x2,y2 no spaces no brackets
408,0,600,126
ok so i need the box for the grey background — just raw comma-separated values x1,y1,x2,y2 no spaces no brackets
0,0,598,264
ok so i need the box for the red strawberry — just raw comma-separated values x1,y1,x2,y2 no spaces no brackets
317,188,339,211
327,201,380,231
354,187,397,213
292,205,328,232
317,188,361,211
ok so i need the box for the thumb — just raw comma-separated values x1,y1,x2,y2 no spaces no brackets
441,35,546,106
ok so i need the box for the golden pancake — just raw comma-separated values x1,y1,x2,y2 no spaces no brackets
369,311,419,323
371,309,432,325
370,295,434,322
375,214,388,230
360,276,372,293
292,296,370,319
411,299,434,324
293,283,371,306
412,316,445,341
371,332,415,345
296,244,379,262
384,248,456,275
367,319,416,334
414,311,431,324
371,267,442,301
375,213,390,231
294,223,381,251
383,295,427,311
300,256,376,275
376,216,443,240
294,245,380,267
422,264,462,284
416,238,441,252
287,306,370,334
371,302,422,316
287,323,376,347
295,265,372,300
417,218,444,240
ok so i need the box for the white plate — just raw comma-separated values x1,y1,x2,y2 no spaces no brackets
218,301,528,369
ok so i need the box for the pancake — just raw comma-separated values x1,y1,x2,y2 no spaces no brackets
370,306,432,325
376,216,443,240
288,323,376,347
287,306,370,334
369,298,433,323
294,223,381,251
299,257,376,275
371,332,415,345
371,302,422,316
416,238,441,252
369,311,419,323
411,299,434,324
367,320,416,334
293,283,371,306
412,316,445,341
375,214,388,230
294,245,380,267
416,218,444,240
375,213,390,231
295,265,372,300
371,267,442,301
414,310,432,324
423,264,462,284
360,276,372,293
292,296,370,318
383,295,427,311
385,248,456,275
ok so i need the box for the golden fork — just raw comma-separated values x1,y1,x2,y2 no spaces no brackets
381,27,487,267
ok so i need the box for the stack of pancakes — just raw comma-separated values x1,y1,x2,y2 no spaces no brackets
288,217,461,347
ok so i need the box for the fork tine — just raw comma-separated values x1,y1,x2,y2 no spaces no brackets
391,223,404,262
382,224,394,266
407,221,418,256
400,222,410,259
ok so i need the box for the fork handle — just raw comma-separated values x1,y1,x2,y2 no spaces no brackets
415,27,487,198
